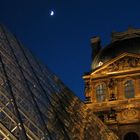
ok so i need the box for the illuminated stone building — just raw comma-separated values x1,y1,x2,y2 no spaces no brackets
83,27,140,140
0,25,118,140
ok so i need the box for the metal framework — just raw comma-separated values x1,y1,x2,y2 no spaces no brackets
0,25,119,140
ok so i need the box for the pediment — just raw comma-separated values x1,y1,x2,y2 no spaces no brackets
91,53,140,76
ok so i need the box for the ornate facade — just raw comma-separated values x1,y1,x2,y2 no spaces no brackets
83,28,140,140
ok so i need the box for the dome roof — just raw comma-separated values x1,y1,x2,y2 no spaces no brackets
91,27,140,69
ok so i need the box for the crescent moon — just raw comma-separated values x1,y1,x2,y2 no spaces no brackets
50,11,54,16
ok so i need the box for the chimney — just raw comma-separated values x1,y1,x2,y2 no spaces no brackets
90,36,101,60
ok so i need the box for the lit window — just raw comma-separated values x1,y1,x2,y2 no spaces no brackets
96,84,106,102
124,80,135,99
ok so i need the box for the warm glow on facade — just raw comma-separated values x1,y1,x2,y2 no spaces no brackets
84,28,140,140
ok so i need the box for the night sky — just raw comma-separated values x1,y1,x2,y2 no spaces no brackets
1,0,140,100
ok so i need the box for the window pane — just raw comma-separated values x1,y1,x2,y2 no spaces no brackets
124,80,135,99
96,84,106,102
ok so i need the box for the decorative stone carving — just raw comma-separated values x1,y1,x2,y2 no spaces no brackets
122,109,138,120
117,108,139,122
85,82,90,96
84,81,92,102
108,56,140,72
108,79,117,100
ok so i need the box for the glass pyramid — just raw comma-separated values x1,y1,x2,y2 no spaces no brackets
0,25,118,140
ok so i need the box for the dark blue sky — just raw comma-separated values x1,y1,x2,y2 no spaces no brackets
1,0,140,100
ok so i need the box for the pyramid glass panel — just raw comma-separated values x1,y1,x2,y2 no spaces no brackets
0,25,118,140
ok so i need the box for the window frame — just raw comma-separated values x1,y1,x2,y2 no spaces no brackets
95,83,106,102
123,79,135,99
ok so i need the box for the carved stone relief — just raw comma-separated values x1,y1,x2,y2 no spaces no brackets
122,109,138,119
108,56,140,72
117,108,139,122
107,79,118,100
85,81,90,96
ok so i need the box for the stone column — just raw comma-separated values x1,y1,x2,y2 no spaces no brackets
135,79,140,98
117,79,124,100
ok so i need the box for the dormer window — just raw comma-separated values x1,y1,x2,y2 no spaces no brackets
98,61,103,66
124,80,135,99
96,83,106,102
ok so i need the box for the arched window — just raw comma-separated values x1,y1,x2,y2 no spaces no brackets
124,132,139,140
124,80,135,99
96,83,106,102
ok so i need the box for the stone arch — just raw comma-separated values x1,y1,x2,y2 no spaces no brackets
124,132,139,140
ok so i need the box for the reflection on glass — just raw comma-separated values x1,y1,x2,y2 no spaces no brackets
124,80,135,99
96,84,106,102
